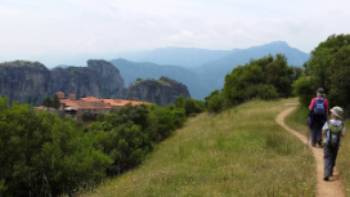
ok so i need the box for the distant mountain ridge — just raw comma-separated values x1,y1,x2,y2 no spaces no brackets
111,59,206,99
118,48,232,68
116,41,308,69
113,41,309,98
196,41,309,92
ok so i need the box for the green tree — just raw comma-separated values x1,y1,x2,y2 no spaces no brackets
0,97,111,196
298,34,350,113
223,54,293,106
205,90,225,113
175,97,205,116
42,95,60,109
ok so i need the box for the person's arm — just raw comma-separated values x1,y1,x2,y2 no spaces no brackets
322,122,329,144
322,122,329,135
342,124,346,137
308,98,315,111
324,98,329,113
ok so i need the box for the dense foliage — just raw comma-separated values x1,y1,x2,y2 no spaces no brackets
223,54,294,106
204,90,225,113
205,54,296,112
175,97,205,116
42,95,60,109
294,34,350,113
87,105,187,176
0,98,111,197
0,97,201,196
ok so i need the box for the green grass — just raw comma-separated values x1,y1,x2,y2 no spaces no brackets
338,121,350,196
80,99,314,197
285,105,309,136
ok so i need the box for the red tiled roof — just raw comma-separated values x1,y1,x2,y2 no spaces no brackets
60,97,147,111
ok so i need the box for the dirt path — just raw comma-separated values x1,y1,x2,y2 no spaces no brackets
276,105,345,197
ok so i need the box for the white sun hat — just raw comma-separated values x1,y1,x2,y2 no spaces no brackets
330,106,344,119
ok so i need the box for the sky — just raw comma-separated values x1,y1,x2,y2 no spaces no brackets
0,0,349,66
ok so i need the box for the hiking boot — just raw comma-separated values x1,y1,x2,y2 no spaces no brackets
324,176,330,181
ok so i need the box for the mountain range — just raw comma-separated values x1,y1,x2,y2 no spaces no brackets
113,41,309,99
0,41,310,102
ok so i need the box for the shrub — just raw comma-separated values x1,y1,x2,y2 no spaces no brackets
0,97,111,196
175,97,205,116
148,106,186,141
292,76,316,106
223,54,294,106
88,104,186,176
42,95,60,109
244,84,279,100
205,90,225,113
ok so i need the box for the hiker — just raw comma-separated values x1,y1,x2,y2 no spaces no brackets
308,88,329,147
323,106,345,181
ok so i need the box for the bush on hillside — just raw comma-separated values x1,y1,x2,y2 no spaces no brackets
175,97,205,116
88,105,186,176
0,95,195,196
205,90,225,113
88,105,152,175
292,76,316,106
223,54,294,106
0,97,111,197
147,106,186,142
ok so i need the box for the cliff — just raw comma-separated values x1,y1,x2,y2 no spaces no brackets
0,61,51,103
0,60,125,104
0,60,190,105
127,77,190,105
51,60,125,98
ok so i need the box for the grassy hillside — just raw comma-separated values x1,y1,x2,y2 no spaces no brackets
81,99,314,197
286,106,350,196
339,121,350,195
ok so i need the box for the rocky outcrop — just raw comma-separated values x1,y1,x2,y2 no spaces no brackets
0,61,51,103
0,60,125,104
0,60,190,106
50,60,124,98
127,77,190,105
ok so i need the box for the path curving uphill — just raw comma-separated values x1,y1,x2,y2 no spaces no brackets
276,104,345,197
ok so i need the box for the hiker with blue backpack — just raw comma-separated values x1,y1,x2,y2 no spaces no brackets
308,88,329,147
322,106,345,181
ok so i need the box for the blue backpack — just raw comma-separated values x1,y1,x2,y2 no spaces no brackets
313,98,326,115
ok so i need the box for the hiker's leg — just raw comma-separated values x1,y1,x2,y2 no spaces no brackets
324,145,332,178
318,118,326,146
311,127,317,146
331,145,340,175
330,147,338,176
316,128,322,146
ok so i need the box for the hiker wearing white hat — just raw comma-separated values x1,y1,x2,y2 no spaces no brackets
322,106,346,181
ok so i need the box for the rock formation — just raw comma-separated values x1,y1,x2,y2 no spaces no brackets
50,60,125,99
0,60,125,104
0,61,50,103
127,77,190,105
0,60,190,106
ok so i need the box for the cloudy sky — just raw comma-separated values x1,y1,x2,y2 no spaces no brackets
0,0,349,66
